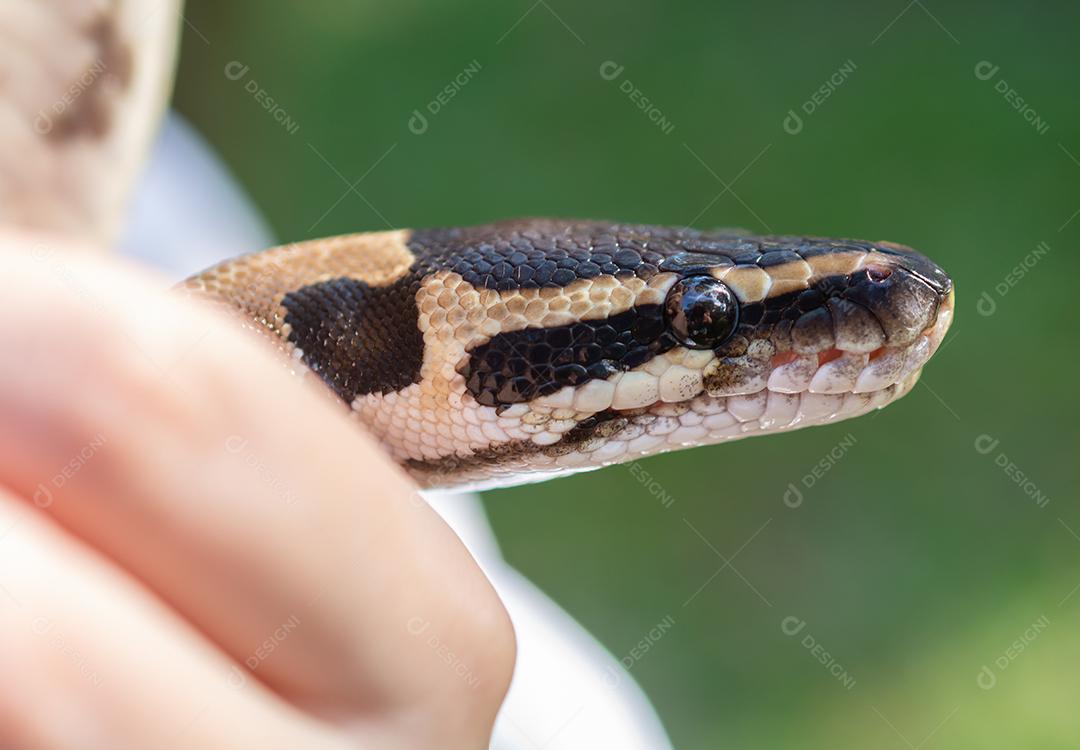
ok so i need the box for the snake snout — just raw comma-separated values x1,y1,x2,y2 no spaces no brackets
858,242,953,348
842,264,943,348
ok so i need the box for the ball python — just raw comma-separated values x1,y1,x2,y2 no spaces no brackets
183,219,955,490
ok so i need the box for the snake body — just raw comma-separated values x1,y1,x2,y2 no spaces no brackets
184,219,954,490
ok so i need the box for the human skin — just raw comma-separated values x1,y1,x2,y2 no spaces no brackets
0,230,516,749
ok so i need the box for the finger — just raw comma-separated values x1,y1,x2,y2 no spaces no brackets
0,233,513,731
0,486,348,750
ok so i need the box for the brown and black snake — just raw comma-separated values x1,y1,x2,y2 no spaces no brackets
183,218,955,490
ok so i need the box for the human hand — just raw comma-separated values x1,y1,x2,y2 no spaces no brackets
0,231,515,749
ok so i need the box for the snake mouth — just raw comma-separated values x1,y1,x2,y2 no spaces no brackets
745,282,954,401
597,286,955,438
566,286,956,427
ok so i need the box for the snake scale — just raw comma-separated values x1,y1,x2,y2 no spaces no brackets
183,218,955,490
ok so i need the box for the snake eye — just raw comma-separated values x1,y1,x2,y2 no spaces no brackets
664,276,739,349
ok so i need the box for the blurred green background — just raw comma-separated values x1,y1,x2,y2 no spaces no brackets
175,2,1078,747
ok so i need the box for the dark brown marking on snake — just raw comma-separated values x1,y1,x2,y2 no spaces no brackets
47,7,134,142
404,440,536,481
460,305,679,407
408,220,671,292
282,276,424,402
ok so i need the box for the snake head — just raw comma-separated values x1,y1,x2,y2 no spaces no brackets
410,221,954,488
184,219,954,490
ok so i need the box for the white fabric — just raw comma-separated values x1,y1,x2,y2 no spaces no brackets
118,115,275,276
424,492,672,750
119,113,673,750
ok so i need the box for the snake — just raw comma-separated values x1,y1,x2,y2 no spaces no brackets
2,4,955,492
182,219,955,490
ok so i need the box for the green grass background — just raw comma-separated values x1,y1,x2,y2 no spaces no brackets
175,2,1078,746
